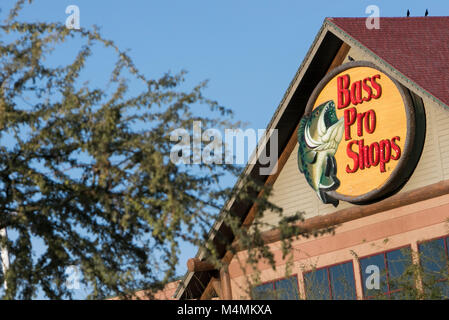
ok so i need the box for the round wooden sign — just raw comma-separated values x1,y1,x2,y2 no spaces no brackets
297,61,425,206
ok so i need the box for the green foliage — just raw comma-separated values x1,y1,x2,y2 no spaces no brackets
0,1,241,299
0,0,311,300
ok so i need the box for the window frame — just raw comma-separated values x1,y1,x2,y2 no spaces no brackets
359,244,413,299
252,274,300,300
417,234,449,292
302,259,357,300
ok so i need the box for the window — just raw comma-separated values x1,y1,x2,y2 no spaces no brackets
418,236,449,299
303,261,356,300
252,275,299,300
360,246,413,299
252,282,275,300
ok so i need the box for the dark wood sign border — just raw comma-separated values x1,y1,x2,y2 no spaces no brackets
302,60,425,205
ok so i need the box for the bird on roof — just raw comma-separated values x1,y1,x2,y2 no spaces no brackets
407,9,410,17
425,9,429,16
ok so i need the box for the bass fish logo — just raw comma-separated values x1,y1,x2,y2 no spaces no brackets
297,100,344,207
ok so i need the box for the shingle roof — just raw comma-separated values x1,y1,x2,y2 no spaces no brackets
328,17,449,107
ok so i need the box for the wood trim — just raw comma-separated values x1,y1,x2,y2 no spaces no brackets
199,278,216,300
258,179,449,245
326,42,350,72
220,266,233,300
187,258,216,273
199,277,222,300
222,250,234,265
211,278,222,298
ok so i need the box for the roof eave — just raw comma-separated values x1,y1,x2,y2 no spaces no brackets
173,18,340,299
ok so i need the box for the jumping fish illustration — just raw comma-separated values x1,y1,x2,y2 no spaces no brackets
297,100,344,207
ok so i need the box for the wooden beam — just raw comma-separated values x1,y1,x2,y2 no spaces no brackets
222,250,234,265
220,266,232,300
211,278,222,298
187,258,216,273
199,278,216,300
199,277,223,300
326,42,350,73
258,179,449,246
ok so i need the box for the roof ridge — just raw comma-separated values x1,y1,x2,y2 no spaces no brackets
328,16,449,109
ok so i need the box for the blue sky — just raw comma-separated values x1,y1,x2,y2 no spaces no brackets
2,0,449,298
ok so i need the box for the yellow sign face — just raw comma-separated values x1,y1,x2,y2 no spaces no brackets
297,62,423,206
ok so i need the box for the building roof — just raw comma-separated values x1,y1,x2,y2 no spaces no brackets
328,16,449,107
175,16,449,300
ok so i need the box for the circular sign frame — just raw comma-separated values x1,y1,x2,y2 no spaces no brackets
299,61,425,206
